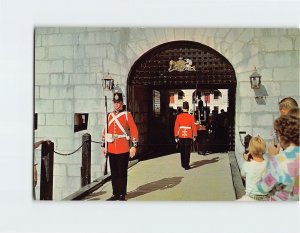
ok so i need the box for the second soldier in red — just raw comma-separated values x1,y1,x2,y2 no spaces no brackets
174,101,197,170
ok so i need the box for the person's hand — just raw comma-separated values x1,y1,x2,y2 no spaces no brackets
243,151,251,161
34,140,51,149
129,147,136,158
193,136,197,142
34,177,37,187
175,137,179,143
34,165,38,187
268,140,280,156
102,147,107,156
34,140,44,149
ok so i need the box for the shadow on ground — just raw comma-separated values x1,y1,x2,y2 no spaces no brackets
126,176,183,199
84,190,107,200
190,157,220,169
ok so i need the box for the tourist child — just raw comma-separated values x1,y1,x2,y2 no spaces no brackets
238,136,269,201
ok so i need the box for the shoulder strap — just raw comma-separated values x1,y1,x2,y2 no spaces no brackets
108,111,128,136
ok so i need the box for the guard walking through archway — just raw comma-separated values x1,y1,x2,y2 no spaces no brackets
102,92,139,201
174,101,197,170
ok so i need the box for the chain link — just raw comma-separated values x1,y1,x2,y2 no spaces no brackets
53,140,104,156
54,142,85,156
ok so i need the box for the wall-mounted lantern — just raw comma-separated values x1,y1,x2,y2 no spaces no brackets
102,72,115,90
249,67,262,89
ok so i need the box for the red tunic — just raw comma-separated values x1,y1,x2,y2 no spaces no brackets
174,112,197,139
103,111,138,154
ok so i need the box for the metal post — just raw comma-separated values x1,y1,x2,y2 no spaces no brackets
81,133,91,187
40,141,54,200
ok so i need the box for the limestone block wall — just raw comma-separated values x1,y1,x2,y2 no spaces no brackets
35,27,299,200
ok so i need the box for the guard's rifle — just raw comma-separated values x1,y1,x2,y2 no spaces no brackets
104,96,108,175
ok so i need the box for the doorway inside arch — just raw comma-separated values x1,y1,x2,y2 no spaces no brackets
127,41,236,160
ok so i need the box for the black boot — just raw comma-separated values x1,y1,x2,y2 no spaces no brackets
184,165,191,170
119,195,126,201
107,195,119,201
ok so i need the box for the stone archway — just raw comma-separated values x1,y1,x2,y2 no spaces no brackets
127,40,237,159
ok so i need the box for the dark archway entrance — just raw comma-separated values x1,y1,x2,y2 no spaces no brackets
127,41,236,160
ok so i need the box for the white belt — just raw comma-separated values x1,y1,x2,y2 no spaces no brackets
105,133,130,142
179,126,191,129
113,134,129,139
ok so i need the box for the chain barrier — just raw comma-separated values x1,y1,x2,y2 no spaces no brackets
54,142,85,156
53,140,104,156
53,139,178,156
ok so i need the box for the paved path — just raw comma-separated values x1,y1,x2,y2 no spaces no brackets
84,152,236,201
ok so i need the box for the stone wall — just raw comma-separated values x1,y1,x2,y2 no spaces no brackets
34,27,299,200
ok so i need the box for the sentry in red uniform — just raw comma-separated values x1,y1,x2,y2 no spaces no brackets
174,112,197,139
102,92,139,201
